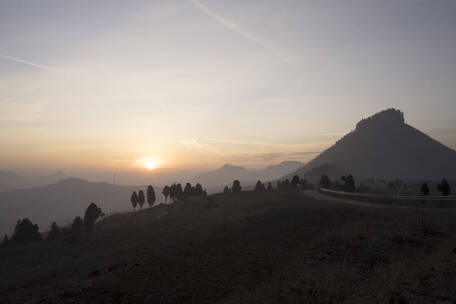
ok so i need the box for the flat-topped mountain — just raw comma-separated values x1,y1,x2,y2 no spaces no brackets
290,108,456,180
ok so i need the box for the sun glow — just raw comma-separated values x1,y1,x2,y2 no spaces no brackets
137,157,161,170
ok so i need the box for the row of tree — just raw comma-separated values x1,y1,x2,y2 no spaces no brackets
130,185,156,211
130,183,208,210
2,202,104,247
222,176,315,194
320,174,452,196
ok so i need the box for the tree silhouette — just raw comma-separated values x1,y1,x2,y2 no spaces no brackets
162,185,170,202
12,219,41,243
2,234,9,246
267,182,273,191
223,186,231,193
291,175,300,189
169,184,175,202
437,178,450,196
319,175,330,188
147,185,156,207
341,174,356,192
421,183,430,196
48,222,60,239
184,183,192,196
254,180,266,191
138,190,145,209
175,183,183,201
232,180,241,192
195,183,203,196
130,191,138,211
84,203,103,232
70,216,83,235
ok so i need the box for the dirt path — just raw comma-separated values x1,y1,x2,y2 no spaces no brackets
303,190,409,209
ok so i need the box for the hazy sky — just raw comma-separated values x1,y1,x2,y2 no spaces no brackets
1,0,456,178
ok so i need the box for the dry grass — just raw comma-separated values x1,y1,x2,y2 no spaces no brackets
1,191,456,303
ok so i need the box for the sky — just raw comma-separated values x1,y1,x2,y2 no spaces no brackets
1,0,456,182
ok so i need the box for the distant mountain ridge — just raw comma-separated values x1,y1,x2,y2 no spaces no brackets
289,108,456,180
193,161,303,187
0,178,148,236
0,170,68,192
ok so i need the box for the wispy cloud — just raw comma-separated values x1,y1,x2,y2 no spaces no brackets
224,151,320,163
191,0,263,45
0,53,60,73
190,1,296,63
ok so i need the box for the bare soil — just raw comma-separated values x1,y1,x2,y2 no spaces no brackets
1,191,456,303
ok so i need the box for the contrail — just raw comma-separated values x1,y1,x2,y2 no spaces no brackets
0,53,59,73
190,0,295,62
191,0,263,45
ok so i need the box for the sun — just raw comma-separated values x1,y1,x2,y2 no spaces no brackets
137,157,161,170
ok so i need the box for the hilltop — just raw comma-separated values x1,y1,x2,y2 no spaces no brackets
2,190,456,303
289,109,456,180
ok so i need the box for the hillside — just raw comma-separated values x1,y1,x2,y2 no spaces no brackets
0,178,156,236
289,109,456,181
2,191,456,303
0,170,68,192
193,161,303,187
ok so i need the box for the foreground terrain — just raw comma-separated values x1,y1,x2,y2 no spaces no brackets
1,191,456,303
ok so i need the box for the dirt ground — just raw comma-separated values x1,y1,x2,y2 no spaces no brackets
1,191,456,303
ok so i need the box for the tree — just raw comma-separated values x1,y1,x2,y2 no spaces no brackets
223,186,231,194
175,183,183,201
291,175,300,189
267,182,273,191
147,185,156,207
437,178,450,196
48,222,60,239
12,219,41,243
254,180,266,191
84,203,103,232
162,185,170,202
195,183,203,196
70,216,83,235
138,190,145,209
2,234,9,246
421,183,430,196
130,191,138,211
232,180,242,192
341,174,356,192
184,183,193,196
169,184,176,202
319,175,330,188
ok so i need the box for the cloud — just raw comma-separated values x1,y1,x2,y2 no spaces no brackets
190,0,299,63
224,151,320,163
191,0,264,44
0,53,60,73
178,138,203,150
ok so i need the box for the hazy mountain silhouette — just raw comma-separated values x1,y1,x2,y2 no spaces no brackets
0,178,144,236
0,170,68,192
0,171,27,192
193,161,303,187
289,109,456,180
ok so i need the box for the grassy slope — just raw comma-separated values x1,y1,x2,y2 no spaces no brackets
1,191,456,303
